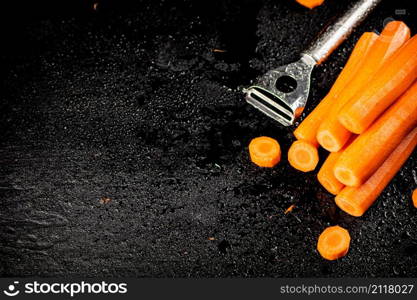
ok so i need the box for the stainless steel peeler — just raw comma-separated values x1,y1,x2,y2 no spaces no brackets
244,0,381,126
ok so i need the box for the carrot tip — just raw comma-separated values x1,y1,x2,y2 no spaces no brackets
249,136,281,168
317,225,351,260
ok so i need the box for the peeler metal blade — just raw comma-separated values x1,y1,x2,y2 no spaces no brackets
244,55,315,126
244,0,381,126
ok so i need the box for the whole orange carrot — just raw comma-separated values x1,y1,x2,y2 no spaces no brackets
336,127,417,216
334,82,417,187
317,21,410,151
339,33,417,134
294,32,378,146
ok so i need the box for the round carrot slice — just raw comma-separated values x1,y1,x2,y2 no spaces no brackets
317,225,351,261
248,136,281,168
413,189,417,208
288,140,319,172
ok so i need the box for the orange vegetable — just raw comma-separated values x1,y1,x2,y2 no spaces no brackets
317,21,410,151
295,0,324,9
334,82,417,187
336,127,417,216
317,225,351,261
339,34,417,134
248,136,281,167
288,140,319,172
294,32,378,147
413,189,417,208
317,137,356,195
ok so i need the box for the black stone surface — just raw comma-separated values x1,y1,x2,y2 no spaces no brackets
0,0,416,277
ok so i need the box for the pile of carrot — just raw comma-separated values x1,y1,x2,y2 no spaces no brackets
248,20,417,261
290,20,417,219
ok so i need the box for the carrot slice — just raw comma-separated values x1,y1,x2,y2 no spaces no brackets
249,136,281,167
295,0,324,9
336,127,417,216
317,136,356,195
294,32,378,147
317,225,351,261
317,21,410,151
413,189,417,208
334,82,417,187
288,140,319,172
339,34,417,134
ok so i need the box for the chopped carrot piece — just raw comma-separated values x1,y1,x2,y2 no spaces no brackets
317,226,351,260
317,21,410,151
288,140,319,172
334,82,417,187
336,127,417,216
294,32,378,147
249,136,281,168
413,189,417,208
339,31,417,134
317,137,355,195
295,0,324,9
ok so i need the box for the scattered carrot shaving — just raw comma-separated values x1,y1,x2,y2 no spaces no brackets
284,204,295,214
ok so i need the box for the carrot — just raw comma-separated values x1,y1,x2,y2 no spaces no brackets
317,136,356,195
317,225,351,261
339,36,417,134
334,82,417,187
288,140,319,172
249,136,281,167
294,32,378,147
317,21,410,151
413,189,417,208
335,127,417,216
295,0,324,9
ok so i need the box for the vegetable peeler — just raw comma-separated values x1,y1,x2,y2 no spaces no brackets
244,0,381,126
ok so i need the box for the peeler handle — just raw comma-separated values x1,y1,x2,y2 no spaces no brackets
303,0,381,64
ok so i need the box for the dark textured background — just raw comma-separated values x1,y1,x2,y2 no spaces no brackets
0,0,416,277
